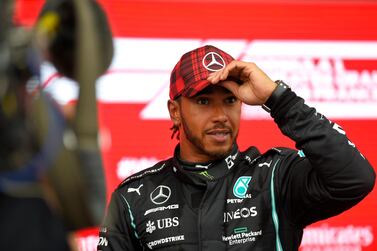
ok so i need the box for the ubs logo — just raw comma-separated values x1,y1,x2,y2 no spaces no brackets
146,217,179,234
150,185,171,205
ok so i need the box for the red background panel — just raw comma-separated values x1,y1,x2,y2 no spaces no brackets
14,0,377,250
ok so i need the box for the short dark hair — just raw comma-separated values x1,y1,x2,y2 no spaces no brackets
170,124,179,140
169,97,181,140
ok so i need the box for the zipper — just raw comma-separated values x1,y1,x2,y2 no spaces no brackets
197,182,211,251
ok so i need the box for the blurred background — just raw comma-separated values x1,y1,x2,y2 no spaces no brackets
10,0,377,250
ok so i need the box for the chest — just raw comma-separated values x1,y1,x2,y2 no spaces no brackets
130,170,277,249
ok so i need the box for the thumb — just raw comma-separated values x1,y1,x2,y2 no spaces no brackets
219,81,242,99
218,79,264,105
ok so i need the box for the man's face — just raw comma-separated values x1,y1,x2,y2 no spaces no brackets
174,82,241,162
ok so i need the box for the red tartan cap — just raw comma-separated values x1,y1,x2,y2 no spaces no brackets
169,45,235,100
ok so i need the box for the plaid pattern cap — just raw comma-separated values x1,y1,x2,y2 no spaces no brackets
169,45,235,100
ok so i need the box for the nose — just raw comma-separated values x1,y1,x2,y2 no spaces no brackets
212,104,228,123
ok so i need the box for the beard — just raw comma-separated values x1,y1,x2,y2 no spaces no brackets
180,116,237,160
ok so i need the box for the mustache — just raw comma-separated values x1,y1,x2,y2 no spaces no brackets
205,123,233,134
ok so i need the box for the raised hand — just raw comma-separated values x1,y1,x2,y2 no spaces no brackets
207,61,277,106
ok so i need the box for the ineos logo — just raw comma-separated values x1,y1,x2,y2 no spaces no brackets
150,185,171,205
202,52,226,72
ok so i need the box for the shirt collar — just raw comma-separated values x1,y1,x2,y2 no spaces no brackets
172,144,240,184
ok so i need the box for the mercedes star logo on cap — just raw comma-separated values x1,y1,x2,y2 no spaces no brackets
202,51,226,72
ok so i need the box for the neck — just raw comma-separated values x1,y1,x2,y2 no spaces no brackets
179,140,235,164
179,140,214,163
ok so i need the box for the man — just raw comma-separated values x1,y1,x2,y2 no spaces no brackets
98,45,375,250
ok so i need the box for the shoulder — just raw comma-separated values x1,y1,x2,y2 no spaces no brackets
263,147,300,158
259,147,307,176
239,146,300,168
256,147,304,170
117,158,172,189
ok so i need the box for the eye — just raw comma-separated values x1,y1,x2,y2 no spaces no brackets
225,96,238,104
197,97,209,105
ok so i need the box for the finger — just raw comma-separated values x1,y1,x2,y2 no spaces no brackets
207,72,221,84
219,61,236,80
219,67,230,81
207,69,227,84
208,60,250,83
222,61,251,81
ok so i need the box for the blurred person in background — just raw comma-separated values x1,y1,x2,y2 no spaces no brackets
0,0,112,250
98,45,375,250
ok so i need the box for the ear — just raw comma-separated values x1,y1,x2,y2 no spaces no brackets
167,99,181,126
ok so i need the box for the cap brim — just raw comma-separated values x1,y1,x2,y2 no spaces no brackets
181,79,211,98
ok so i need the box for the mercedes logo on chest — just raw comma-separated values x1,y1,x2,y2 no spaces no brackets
202,52,226,72
150,185,171,205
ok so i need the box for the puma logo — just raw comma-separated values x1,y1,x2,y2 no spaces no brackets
258,160,272,168
127,184,143,195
